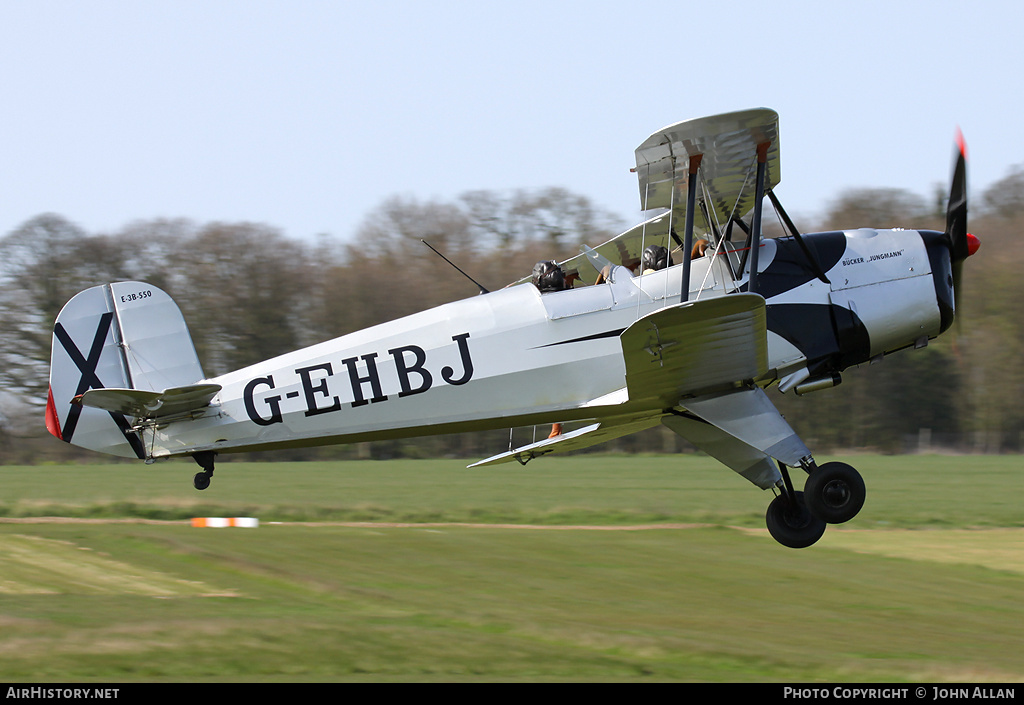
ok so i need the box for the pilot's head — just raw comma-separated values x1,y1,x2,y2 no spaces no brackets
641,245,669,272
531,260,566,292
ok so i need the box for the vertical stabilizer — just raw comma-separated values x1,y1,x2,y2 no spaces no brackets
47,282,204,459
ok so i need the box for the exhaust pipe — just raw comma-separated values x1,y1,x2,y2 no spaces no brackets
794,373,842,396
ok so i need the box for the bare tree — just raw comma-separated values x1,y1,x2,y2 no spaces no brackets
166,222,310,375
982,164,1024,219
0,214,130,409
461,186,626,252
819,187,935,231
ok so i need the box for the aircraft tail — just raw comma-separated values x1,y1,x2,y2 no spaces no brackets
46,282,205,458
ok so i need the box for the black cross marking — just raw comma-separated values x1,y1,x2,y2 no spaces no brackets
53,312,145,459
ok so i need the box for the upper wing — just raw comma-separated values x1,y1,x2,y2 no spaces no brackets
620,293,768,408
634,108,780,226
510,109,780,287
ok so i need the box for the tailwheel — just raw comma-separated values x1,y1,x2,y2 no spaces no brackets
803,461,865,524
192,451,216,491
766,491,826,549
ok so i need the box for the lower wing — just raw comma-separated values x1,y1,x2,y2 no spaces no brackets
468,413,662,468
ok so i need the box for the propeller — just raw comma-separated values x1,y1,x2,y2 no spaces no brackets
945,130,980,318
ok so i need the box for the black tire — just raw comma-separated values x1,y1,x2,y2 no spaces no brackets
766,491,826,549
804,462,865,524
193,472,211,491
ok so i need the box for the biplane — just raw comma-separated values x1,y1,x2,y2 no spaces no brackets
45,108,979,548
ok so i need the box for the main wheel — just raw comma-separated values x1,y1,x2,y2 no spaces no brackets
193,471,211,491
766,491,826,549
803,462,865,524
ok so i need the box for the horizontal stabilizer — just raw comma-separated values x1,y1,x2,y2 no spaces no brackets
74,383,222,421
469,415,662,468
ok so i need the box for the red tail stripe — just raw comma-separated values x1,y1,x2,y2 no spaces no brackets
45,386,63,440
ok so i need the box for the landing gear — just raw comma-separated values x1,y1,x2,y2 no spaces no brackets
764,458,865,548
192,451,216,491
766,491,826,549
803,461,865,525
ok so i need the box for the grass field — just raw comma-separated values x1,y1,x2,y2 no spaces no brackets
0,454,1021,682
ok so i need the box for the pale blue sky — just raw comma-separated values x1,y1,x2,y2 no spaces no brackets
0,0,1020,241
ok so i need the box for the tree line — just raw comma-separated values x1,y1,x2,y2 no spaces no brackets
1,171,1022,464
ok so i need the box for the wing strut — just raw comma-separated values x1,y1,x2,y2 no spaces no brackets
747,142,771,294
766,190,831,285
680,153,703,303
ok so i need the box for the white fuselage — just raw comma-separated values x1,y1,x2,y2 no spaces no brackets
149,228,943,458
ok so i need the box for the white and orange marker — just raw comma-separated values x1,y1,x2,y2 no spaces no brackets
190,517,259,528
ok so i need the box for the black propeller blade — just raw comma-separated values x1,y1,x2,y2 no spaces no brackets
945,131,978,317
946,132,969,262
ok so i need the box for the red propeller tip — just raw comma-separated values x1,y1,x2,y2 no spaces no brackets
956,127,968,159
966,233,980,257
